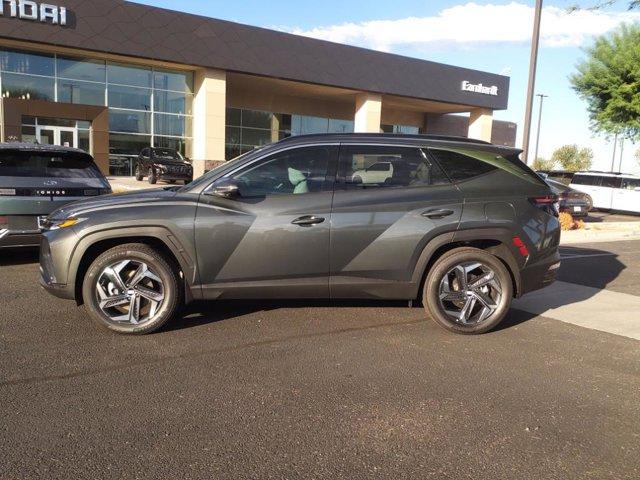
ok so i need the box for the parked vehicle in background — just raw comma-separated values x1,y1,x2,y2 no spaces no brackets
352,159,402,184
570,172,640,214
536,170,576,185
135,147,193,185
40,133,561,336
545,178,592,217
0,143,111,249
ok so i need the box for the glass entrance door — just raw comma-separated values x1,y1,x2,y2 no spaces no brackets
36,126,78,148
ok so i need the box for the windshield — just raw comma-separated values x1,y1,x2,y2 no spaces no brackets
181,147,268,191
153,149,184,160
0,151,103,178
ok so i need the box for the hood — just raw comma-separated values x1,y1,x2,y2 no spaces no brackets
49,187,179,219
153,158,192,167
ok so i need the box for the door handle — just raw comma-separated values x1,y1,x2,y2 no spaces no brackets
421,209,455,220
292,215,325,226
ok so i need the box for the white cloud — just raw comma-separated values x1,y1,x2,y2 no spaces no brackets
281,2,640,51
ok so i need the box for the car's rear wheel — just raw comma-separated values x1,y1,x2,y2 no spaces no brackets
423,247,513,334
82,243,182,334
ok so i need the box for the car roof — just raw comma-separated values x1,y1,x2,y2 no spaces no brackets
0,142,90,155
574,171,640,179
274,133,521,154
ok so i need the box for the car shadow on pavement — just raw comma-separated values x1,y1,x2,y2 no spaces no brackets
168,244,627,334
0,248,39,266
168,298,412,332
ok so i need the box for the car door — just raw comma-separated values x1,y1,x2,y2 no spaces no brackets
194,144,338,299
330,144,463,299
612,177,640,213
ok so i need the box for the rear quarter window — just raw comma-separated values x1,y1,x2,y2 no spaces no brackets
428,148,545,185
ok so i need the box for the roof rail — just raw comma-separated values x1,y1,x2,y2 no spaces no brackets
275,133,494,145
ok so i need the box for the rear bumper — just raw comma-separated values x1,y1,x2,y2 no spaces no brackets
519,252,561,296
0,231,41,248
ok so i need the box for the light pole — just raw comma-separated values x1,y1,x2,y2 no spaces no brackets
611,133,618,172
522,0,543,165
533,93,548,164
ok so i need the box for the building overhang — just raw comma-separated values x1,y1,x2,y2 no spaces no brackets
0,0,510,111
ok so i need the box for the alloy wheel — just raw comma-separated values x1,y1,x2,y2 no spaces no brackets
95,259,165,325
437,262,503,325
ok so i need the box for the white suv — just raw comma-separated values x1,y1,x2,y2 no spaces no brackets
570,172,640,214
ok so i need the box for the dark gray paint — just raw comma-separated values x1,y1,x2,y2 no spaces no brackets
0,0,509,109
40,134,560,306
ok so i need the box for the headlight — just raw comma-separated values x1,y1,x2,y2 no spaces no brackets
42,217,83,231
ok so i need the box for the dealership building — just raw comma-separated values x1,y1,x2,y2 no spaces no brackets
0,0,515,177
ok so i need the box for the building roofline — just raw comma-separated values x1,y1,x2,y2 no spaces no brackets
0,0,510,110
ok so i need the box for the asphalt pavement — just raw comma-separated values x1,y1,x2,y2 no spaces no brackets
1,240,639,479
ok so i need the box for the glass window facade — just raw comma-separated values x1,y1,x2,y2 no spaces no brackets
0,47,193,176
225,108,419,160
225,108,356,160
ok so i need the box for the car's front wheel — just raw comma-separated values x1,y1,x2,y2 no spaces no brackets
423,247,513,334
82,243,182,334
135,165,144,181
148,168,157,184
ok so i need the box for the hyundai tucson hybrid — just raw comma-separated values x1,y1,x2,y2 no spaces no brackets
135,147,193,185
0,143,111,249
40,134,561,335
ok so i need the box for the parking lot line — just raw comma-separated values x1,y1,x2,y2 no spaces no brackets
513,281,640,340
560,252,617,260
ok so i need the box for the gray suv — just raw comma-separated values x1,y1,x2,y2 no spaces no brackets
40,134,561,335
1,143,111,249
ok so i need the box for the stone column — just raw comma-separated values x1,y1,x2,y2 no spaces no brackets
468,108,494,142
354,93,382,133
192,68,227,178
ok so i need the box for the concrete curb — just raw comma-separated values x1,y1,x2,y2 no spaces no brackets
561,222,640,244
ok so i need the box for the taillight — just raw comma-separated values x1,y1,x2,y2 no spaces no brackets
512,236,530,257
0,216,8,228
529,195,559,217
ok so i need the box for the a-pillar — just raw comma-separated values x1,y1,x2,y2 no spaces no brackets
192,68,227,178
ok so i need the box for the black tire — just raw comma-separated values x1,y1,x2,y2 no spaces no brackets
423,247,513,335
148,168,157,185
168,180,177,184
135,165,144,181
82,243,183,334
184,178,193,185
585,195,593,211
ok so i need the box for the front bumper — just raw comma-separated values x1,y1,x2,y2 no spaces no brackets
39,235,75,300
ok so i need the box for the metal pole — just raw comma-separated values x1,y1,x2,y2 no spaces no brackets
611,133,618,172
522,0,543,165
618,138,624,173
533,93,548,164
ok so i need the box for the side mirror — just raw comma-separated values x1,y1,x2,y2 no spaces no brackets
206,178,241,199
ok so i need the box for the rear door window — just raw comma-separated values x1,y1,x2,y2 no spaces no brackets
571,174,600,186
0,151,102,178
621,178,640,190
339,145,450,188
601,176,622,189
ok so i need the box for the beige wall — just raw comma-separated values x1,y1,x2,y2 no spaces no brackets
192,68,227,177
468,108,494,142
354,93,382,133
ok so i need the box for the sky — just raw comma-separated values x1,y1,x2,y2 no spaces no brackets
138,0,640,173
